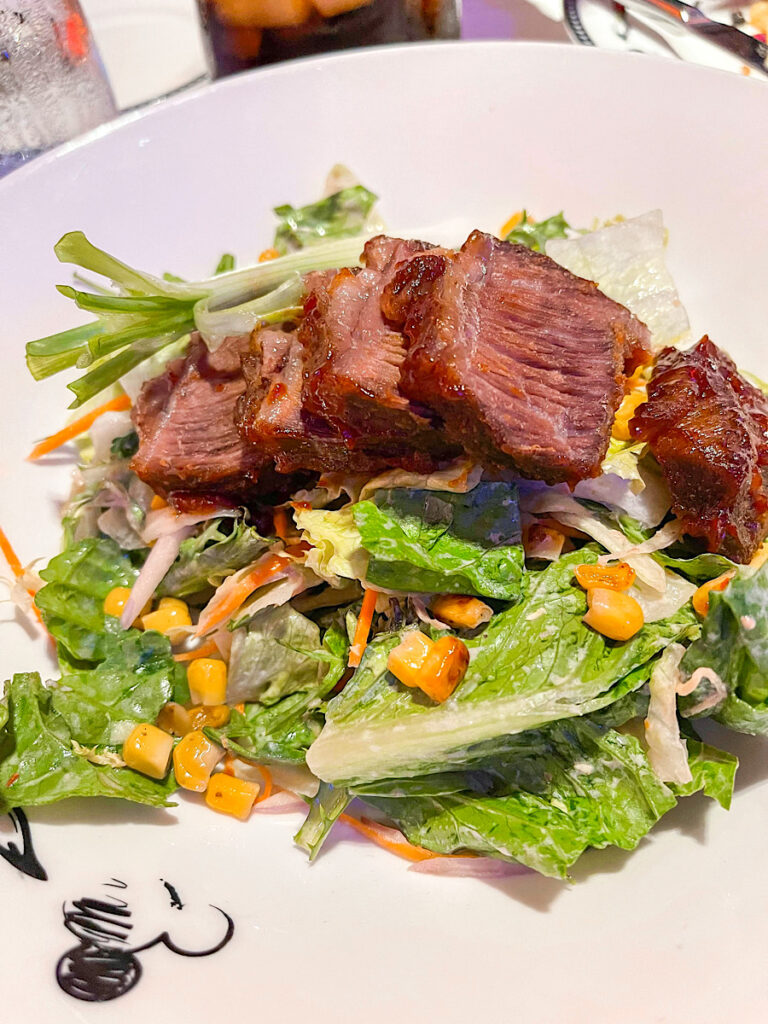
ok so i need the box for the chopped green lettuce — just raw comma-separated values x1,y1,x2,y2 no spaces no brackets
209,621,348,764
207,693,325,766
158,517,268,599
353,483,524,600
505,211,569,252
681,563,768,733
273,185,378,255
227,606,346,705
307,548,698,786
49,624,182,746
0,674,176,812
35,537,143,662
355,717,735,878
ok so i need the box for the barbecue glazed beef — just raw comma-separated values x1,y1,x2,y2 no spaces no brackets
237,327,377,473
385,231,651,484
299,236,457,462
630,337,768,562
236,239,460,474
132,334,301,504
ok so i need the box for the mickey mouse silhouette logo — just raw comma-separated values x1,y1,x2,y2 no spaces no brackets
56,878,235,1002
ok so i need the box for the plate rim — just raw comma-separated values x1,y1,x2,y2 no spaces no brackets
2,38,767,200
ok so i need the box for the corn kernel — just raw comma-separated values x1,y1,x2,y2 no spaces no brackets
258,247,281,262
583,588,644,641
205,773,259,820
156,701,192,737
419,636,470,703
103,586,133,619
141,597,192,636
122,723,173,779
692,572,735,617
430,595,493,630
188,704,231,730
187,658,228,706
173,730,224,792
574,561,636,592
388,630,434,688
150,494,167,510
612,390,647,441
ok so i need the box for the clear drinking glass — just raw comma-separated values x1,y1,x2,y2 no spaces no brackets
0,0,117,176
196,0,461,78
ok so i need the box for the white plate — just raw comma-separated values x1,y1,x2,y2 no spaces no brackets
1,42,768,1024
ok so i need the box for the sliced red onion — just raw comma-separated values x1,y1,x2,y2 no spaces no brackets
120,525,195,628
409,857,532,878
253,790,306,814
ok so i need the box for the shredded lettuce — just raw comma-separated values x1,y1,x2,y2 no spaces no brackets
307,548,698,786
546,211,690,349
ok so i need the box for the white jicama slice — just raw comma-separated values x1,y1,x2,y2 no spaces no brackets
120,524,196,629
546,210,690,349
645,642,692,785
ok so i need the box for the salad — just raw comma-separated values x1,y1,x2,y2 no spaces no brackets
2,170,766,881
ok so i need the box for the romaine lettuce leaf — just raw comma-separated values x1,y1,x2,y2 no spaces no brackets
0,673,176,812
294,782,350,861
355,718,735,878
158,517,268,599
273,185,378,255
207,692,325,765
227,606,347,705
49,624,182,745
681,563,768,733
352,483,524,600
307,548,698,786
35,537,143,662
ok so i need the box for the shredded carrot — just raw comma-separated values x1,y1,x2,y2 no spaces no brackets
195,553,290,636
348,587,379,668
27,394,131,461
339,814,437,862
6,772,19,788
499,210,524,237
254,764,273,804
258,248,281,262
173,637,219,662
0,526,44,625
273,507,291,543
234,702,245,714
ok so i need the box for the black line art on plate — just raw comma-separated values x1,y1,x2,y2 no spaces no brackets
0,809,47,881
56,877,234,1002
